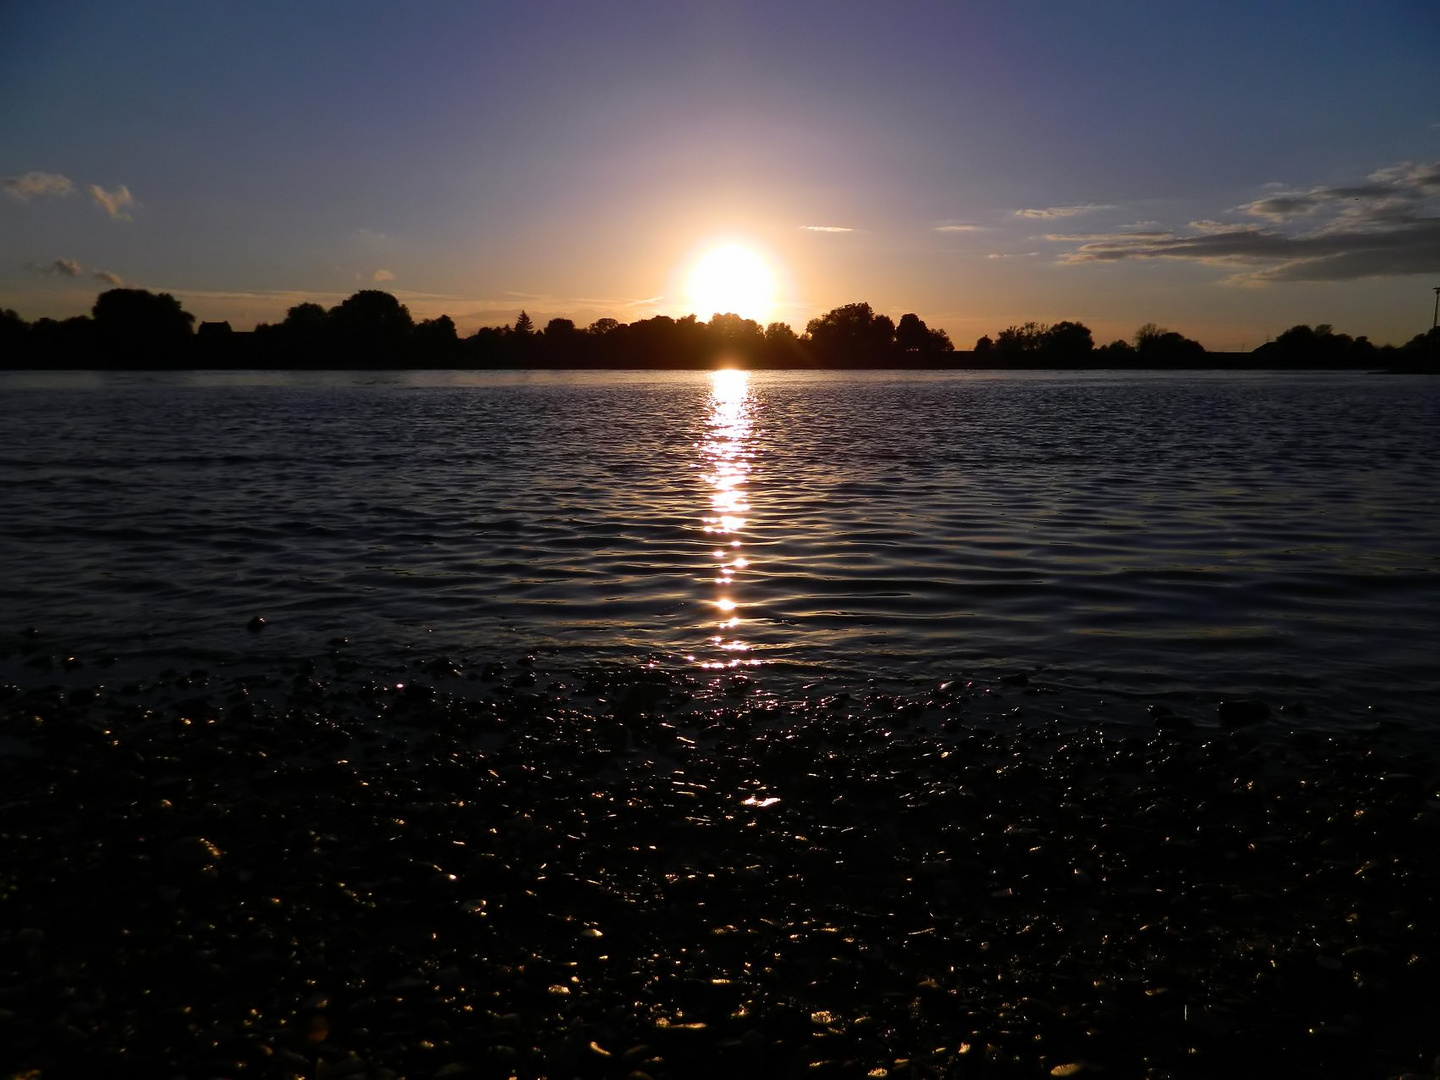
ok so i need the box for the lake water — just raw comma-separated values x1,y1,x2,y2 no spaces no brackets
1,368,1437,728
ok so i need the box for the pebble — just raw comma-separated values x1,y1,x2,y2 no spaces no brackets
2,654,1438,1078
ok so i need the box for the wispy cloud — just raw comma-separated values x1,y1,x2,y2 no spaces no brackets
3,171,76,201
1054,161,1440,282
373,268,396,282
24,258,125,286
26,259,83,277
935,223,984,232
800,224,852,233
89,184,135,221
1044,230,1171,242
1015,203,1113,219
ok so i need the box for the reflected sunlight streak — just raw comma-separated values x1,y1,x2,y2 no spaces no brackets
696,368,757,669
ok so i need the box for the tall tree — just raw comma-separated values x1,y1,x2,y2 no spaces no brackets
805,302,896,366
329,290,414,363
91,288,195,366
895,313,954,360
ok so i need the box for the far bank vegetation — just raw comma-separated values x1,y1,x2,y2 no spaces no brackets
2,289,1437,370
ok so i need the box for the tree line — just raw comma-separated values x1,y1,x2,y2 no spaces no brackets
2,288,1437,370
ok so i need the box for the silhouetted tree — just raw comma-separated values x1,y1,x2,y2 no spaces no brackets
1133,323,1165,350
895,313,929,353
760,321,803,367
1400,327,1440,366
991,320,1092,364
464,325,508,368
993,322,1046,357
1254,323,1372,368
196,320,244,365
894,313,954,363
514,310,535,336
0,308,28,367
1045,320,1094,357
92,288,195,366
534,317,588,366
252,301,330,366
329,290,414,364
1128,323,1205,365
805,302,896,366
283,302,330,336
708,313,764,362
30,316,96,364
1095,338,1137,363
414,315,459,361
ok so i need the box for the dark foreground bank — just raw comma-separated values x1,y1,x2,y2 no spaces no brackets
3,647,1439,1080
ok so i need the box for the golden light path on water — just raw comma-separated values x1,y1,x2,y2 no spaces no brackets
694,368,757,670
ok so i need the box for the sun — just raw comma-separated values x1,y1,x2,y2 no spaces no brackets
684,243,776,323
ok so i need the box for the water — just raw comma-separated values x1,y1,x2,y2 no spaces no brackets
2,367,1437,726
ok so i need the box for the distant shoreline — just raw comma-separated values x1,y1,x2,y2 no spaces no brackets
7,288,1437,373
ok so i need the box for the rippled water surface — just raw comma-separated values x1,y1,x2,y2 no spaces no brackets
2,368,1437,725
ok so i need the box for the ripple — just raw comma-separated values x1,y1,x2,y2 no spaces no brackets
1,369,1439,722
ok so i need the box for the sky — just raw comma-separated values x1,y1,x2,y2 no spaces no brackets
2,0,1438,351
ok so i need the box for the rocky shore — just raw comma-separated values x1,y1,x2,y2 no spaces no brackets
3,644,1440,1079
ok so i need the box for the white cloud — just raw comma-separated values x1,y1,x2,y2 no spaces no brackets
800,224,852,232
89,184,135,220
93,270,124,286
1014,204,1113,219
373,269,396,282
2,172,75,200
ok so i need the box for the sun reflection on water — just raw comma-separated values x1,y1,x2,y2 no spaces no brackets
696,369,757,669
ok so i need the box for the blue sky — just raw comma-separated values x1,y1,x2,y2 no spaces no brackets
2,0,1438,349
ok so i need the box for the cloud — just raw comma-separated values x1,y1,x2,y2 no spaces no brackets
373,269,396,282
23,259,123,285
1044,230,1171,242
1053,160,1440,282
26,258,83,277
3,171,76,201
89,184,135,220
935,224,984,232
1014,203,1113,219
800,224,852,232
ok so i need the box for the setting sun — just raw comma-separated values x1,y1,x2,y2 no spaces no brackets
684,244,776,323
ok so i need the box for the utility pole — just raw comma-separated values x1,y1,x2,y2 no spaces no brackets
1433,286,1439,331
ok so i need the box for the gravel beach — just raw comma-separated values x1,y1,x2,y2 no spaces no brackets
4,641,1440,1079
